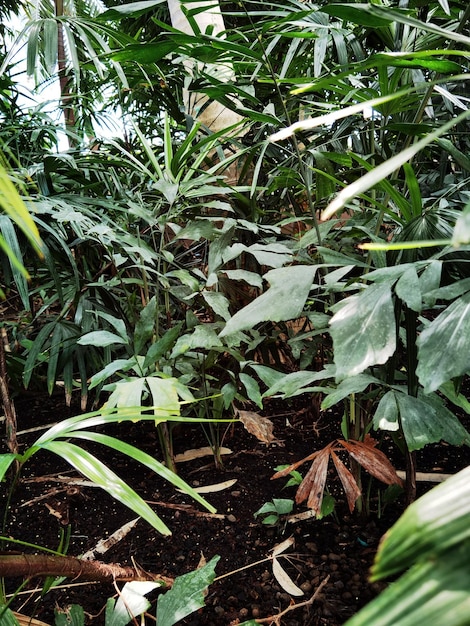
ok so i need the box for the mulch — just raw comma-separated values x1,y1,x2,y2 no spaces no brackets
2,391,469,625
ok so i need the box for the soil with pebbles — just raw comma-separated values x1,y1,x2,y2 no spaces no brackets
2,392,470,625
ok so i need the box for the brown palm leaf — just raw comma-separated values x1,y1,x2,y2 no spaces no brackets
340,438,403,486
330,450,362,512
296,445,332,516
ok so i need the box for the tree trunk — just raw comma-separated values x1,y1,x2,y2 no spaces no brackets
166,0,244,134
0,553,173,586
55,0,76,143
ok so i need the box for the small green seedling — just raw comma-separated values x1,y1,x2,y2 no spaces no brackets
254,498,294,525
274,464,303,489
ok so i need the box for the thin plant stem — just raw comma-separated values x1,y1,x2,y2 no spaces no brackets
240,2,322,245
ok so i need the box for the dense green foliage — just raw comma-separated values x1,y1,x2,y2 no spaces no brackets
1,0,470,622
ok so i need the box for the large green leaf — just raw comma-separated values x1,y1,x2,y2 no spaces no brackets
395,392,470,450
219,266,317,337
104,378,147,408
0,606,20,626
345,544,470,626
364,3,470,47
329,282,396,380
263,368,333,398
322,3,393,27
41,441,172,535
156,556,219,626
374,389,470,451
370,466,470,581
143,324,183,370
171,324,223,357
146,376,180,416
417,292,470,392
78,330,128,348
395,266,422,312
134,297,157,355
321,374,383,409
0,215,29,310
345,467,470,626
110,42,177,63
89,358,137,390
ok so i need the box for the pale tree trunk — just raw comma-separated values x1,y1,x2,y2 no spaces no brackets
167,0,245,135
55,0,76,145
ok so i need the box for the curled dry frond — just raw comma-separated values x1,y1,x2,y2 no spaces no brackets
272,438,403,516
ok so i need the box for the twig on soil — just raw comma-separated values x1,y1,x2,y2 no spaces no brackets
145,500,226,519
252,575,330,625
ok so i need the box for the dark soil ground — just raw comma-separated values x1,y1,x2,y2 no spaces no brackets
3,392,470,625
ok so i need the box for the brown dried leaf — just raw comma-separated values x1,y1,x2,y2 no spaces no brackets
237,409,275,444
177,479,237,494
340,439,404,486
14,614,50,626
82,518,139,560
295,445,331,516
271,451,319,480
331,451,361,513
175,446,232,462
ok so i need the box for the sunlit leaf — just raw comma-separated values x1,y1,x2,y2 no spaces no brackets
104,378,147,408
41,441,172,535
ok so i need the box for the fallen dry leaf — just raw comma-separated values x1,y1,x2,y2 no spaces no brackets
82,518,139,561
14,614,50,626
176,479,237,494
331,451,361,513
272,557,304,596
340,439,403,486
236,409,275,444
174,446,232,463
272,536,295,557
295,445,332,516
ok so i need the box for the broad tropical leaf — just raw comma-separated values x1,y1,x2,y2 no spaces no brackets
156,556,219,626
371,466,470,581
329,282,396,380
41,441,172,535
417,292,470,392
220,266,317,337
